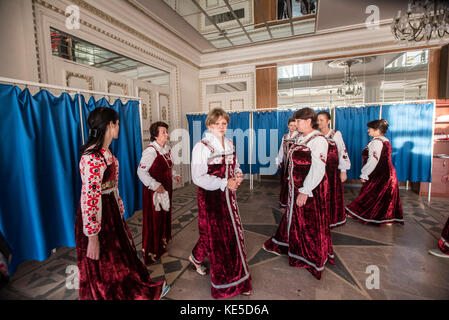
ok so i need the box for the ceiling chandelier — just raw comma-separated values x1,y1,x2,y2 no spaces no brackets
392,0,449,43
334,60,363,98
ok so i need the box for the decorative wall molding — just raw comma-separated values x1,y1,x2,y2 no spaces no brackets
138,87,152,123
208,100,222,110
66,71,94,91
159,93,170,126
230,98,244,110
32,0,184,179
33,0,182,128
200,72,254,111
107,81,128,96
31,0,42,82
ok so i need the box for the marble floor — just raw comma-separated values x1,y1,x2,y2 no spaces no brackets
1,180,448,300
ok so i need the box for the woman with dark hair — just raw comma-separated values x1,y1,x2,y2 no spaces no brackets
345,119,404,226
76,107,169,300
264,107,334,280
137,121,181,265
317,111,351,228
276,117,299,208
190,108,252,299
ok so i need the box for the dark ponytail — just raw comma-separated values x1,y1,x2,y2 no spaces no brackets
80,107,119,156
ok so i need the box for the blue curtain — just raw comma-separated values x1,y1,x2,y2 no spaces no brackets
335,106,381,180
80,96,143,219
0,84,82,275
186,114,208,156
226,112,251,174
253,111,279,175
382,103,434,182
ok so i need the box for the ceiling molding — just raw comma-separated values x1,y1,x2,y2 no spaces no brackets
66,0,201,69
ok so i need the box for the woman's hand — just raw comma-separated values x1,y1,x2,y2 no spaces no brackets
156,185,166,194
174,176,181,185
234,172,244,186
340,171,347,183
87,235,100,260
296,193,308,207
360,178,367,183
226,178,239,191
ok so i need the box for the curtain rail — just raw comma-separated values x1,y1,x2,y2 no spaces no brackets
0,76,142,101
186,99,436,115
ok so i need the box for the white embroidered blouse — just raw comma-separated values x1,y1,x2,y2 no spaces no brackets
275,131,300,166
191,131,242,191
324,129,351,172
295,130,329,197
360,136,388,181
79,148,125,237
137,141,180,191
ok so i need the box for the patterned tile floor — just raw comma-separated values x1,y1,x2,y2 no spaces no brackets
1,180,448,300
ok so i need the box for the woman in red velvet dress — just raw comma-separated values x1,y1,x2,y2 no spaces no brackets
345,119,404,226
276,117,299,208
190,108,252,299
75,107,169,300
317,111,351,228
264,108,334,280
428,174,449,258
137,122,181,265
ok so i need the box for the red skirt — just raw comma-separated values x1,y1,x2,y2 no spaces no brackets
265,180,334,280
438,218,449,255
279,164,289,208
75,192,164,300
142,186,172,265
327,168,346,228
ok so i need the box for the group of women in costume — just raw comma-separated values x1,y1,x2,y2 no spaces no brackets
74,106,448,301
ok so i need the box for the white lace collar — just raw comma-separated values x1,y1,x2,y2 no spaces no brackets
204,131,233,154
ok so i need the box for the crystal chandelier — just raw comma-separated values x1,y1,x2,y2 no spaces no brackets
392,0,449,43
337,61,363,97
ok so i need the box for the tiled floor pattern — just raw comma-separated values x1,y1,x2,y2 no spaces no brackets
1,181,448,300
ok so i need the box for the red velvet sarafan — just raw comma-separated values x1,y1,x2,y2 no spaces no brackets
141,145,173,265
75,152,164,300
346,138,404,226
326,132,346,228
191,140,251,299
438,218,449,255
279,134,298,208
265,135,334,280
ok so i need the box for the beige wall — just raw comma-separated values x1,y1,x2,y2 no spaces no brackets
0,0,38,81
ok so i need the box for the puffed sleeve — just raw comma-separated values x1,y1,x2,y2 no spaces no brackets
80,153,107,236
360,139,383,180
275,136,285,166
191,142,228,191
298,136,328,197
137,147,161,191
334,131,351,171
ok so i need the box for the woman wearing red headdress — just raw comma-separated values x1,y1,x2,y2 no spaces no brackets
345,119,404,226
